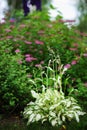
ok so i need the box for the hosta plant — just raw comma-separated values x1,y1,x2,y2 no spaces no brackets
23,54,86,128
23,88,85,127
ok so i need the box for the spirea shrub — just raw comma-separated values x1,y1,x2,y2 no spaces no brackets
0,10,87,116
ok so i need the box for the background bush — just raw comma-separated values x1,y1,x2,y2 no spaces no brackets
0,10,87,125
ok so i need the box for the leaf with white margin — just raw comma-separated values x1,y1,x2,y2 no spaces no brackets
51,119,57,126
35,114,42,121
74,112,79,122
29,113,35,123
31,90,38,98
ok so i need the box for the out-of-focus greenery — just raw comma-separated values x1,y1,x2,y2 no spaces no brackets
77,0,87,32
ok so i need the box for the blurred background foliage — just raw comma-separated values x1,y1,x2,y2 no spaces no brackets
7,0,51,9
7,0,87,32
77,0,87,32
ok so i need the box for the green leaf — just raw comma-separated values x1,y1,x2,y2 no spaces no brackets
50,4,56,10
9,100,15,107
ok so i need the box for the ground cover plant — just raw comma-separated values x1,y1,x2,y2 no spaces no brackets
0,10,87,129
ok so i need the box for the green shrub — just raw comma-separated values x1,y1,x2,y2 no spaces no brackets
0,10,87,116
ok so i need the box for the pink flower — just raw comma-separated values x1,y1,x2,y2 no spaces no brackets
59,19,75,23
19,24,26,28
83,53,87,57
80,32,87,37
6,36,13,39
31,57,37,61
38,30,44,35
69,48,77,51
2,17,6,20
9,18,16,23
5,29,11,32
35,40,44,45
71,60,77,65
73,43,78,47
25,54,31,57
15,49,20,53
65,20,75,23
17,60,22,64
64,64,71,69
25,57,33,62
84,82,87,87
40,61,44,64
10,25,15,29
24,41,32,44
0,20,6,24
25,57,37,62
35,64,41,68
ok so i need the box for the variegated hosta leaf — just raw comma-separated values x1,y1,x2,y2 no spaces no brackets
51,119,57,126
23,88,86,127
35,114,42,121
31,90,39,98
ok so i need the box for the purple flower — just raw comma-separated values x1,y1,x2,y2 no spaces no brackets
71,60,77,65
83,53,87,57
64,64,71,69
25,54,31,57
35,40,44,45
25,57,37,62
35,64,41,68
15,49,20,53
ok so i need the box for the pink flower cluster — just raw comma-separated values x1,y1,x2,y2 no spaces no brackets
15,49,20,53
59,19,75,23
25,54,37,62
64,60,77,69
24,41,32,44
35,40,44,45
83,53,87,57
35,61,44,68
69,48,77,51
